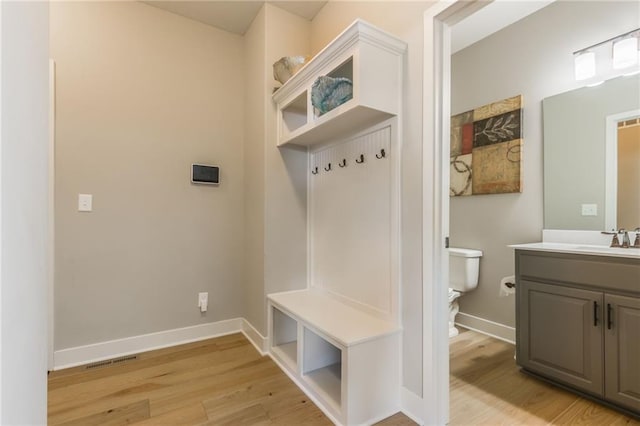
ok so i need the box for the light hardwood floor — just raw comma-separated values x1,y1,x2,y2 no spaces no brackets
449,328,639,425
49,329,638,425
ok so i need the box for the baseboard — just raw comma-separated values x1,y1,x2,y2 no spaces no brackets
241,318,268,355
400,387,424,425
53,318,244,370
455,312,515,344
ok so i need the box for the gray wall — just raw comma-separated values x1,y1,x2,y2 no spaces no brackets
1,1,49,422
51,2,246,349
450,1,640,329
242,4,310,336
242,5,267,336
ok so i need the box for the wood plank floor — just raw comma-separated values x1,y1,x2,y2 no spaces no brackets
449,328,639,425
48,329,639,425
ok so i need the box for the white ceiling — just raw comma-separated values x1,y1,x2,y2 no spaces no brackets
451,0,556,53
143,0,554,53
142,0,327,35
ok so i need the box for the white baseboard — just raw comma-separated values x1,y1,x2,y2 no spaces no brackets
53,318,246,370
241,318,268,355
400,387,424,425
455,312,515,344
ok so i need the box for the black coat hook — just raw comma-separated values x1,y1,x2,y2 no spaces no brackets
355,154,364,164
376,149,386,159
338,159,347,167
311,167,318,175
324,163,332,171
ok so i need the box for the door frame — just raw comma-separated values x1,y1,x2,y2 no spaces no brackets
422,1,492,423
48,59,55,371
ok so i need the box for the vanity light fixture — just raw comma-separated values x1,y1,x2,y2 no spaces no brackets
573,28,640,82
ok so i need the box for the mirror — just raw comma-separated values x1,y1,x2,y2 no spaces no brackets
543,74,640,231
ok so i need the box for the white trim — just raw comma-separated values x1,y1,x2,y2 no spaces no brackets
400,387,425,425
455,313,516,344
423,2,493,424
605,108,640,231
48,59,55,372
0,0,4,417
53,318,244,370
241,318,268,355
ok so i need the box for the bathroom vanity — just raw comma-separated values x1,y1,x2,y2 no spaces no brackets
512,244,640,416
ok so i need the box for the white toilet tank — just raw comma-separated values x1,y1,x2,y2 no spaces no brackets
449,247,483,292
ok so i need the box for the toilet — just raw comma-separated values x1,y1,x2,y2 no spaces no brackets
448,247,483,337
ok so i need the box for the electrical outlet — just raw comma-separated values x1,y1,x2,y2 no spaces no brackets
198,292,208,313
78,194,93,212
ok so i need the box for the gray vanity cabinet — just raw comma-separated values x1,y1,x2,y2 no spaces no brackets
518,280,604,396
516,250,640,415
604,294,640,410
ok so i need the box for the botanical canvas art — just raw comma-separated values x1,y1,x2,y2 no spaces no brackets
450,95,523,196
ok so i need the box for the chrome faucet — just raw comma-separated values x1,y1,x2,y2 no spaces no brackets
602,230,621,247
602,229,636,248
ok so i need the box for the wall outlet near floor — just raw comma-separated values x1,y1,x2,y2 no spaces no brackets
581,203,597,216
198,292,208,313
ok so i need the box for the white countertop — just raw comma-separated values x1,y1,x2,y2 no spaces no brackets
510,242,640,259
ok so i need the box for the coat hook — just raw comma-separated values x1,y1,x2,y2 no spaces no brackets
311,167,318,175
324,163,332,171
355,154,365,164
376,149,386,159
339,159,347,167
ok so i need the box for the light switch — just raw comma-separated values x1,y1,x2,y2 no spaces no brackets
581,203,597,216
78,194,93,212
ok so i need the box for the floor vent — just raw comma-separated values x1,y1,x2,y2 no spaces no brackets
85,354,139,370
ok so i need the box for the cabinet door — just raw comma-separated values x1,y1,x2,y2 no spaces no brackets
517,280,603,396
604,294,640,412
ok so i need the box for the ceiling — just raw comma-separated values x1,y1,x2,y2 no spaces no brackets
142,1,327,35
143,1,554,52
451,0,555,53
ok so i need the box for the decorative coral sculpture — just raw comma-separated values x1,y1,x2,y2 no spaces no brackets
311,76,353,116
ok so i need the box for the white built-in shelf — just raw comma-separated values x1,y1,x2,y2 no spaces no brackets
271,306,298,371
269,289,398,347
273,19,407,147
271,341,297,369
305,363,342,409
268,288,400,425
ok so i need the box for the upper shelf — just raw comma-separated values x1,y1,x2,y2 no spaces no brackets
273,19,407,148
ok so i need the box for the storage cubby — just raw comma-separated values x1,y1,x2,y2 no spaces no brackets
273,19,406,147
303,327,342,409
326,56,353,81
267,290,400,425
271,307,298,370
281,91,308,137
312,57,355,118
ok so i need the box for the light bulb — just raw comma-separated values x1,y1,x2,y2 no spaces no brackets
574,51,596,81
612,36,639,69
